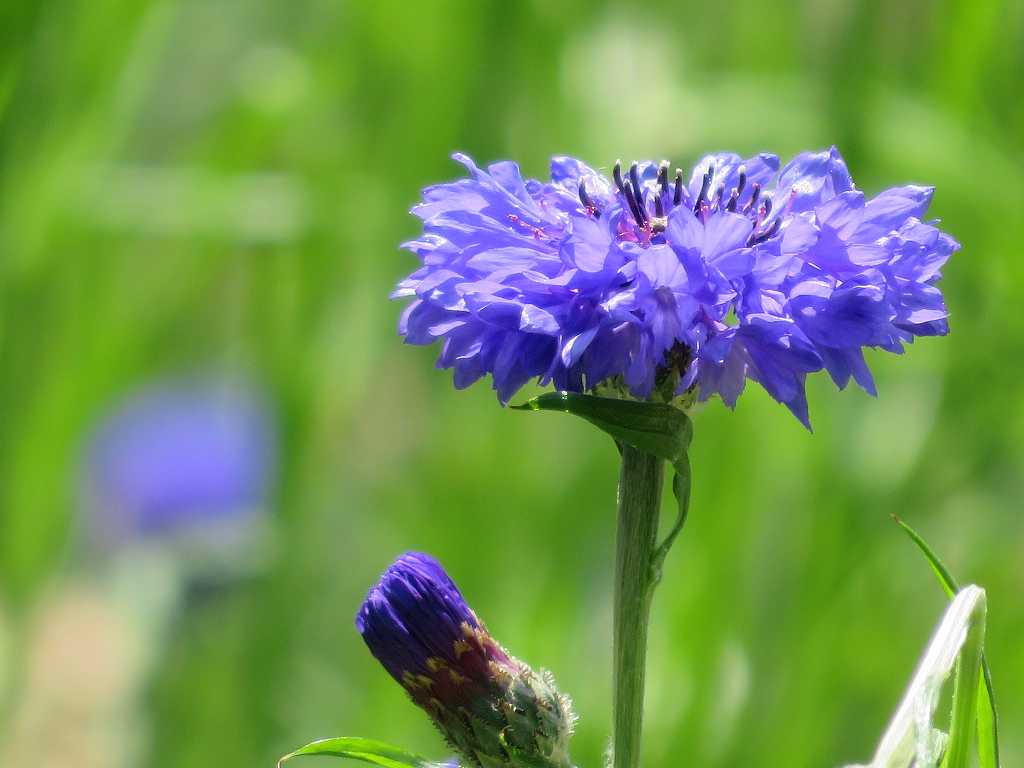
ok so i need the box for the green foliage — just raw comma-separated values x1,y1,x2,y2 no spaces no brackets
0,2,1021,767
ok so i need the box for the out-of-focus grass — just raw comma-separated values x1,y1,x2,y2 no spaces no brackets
0,1,1022,767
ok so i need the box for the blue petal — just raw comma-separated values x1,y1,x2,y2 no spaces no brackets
777,146,854,214
562,215,616,273
855,185,934,242
703,212,753,260
638,245,686,287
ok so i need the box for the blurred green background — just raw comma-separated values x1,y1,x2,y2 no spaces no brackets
1,1,1021,766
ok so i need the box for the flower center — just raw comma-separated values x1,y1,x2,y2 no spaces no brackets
613,159,683,236
579,159,784,247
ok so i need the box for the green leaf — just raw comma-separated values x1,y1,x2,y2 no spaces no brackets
891,515,959,598
893,516,1000,768
942,594,986,768
277,737,443,768
977,665,999,768
513,392,692,463
513,392,693,569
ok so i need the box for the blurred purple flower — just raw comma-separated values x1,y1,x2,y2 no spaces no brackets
395,149,958,427
81,379,277,545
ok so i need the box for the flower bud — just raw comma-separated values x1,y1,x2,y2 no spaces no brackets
356,553,575,768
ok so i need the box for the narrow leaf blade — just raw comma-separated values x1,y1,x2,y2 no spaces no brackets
891,515,958,598
893,516,1000,768
278,737,440,768
977,673,998,768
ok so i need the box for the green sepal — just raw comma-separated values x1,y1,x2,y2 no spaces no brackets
276,737,443,768
892,515,1000,768
421,660,575,768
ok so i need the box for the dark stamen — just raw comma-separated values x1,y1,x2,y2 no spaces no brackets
743,183,761,214
673,169,683,206
628,162,642,200
613,160,625,194
624,182,645,227
693,165,713,213
578,180,599,218
762,196,773,218
725,189,739,213
630,179,648,223
735,165,747,198
657,161,670,197
654,195,664,217
713,183,725,210
749,217,781,245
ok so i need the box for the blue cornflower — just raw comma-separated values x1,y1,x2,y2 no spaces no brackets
395,148,957,427
357,553,575,768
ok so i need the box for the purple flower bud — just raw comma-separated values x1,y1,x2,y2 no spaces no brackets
357,553,575,768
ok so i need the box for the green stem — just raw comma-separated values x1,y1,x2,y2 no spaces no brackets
612,445,665,768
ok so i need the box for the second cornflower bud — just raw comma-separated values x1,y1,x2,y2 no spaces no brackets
356,553,575,768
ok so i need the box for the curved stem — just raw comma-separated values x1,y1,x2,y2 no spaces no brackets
612,445,664,768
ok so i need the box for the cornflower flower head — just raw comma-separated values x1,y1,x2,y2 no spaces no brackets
395,148,957,427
